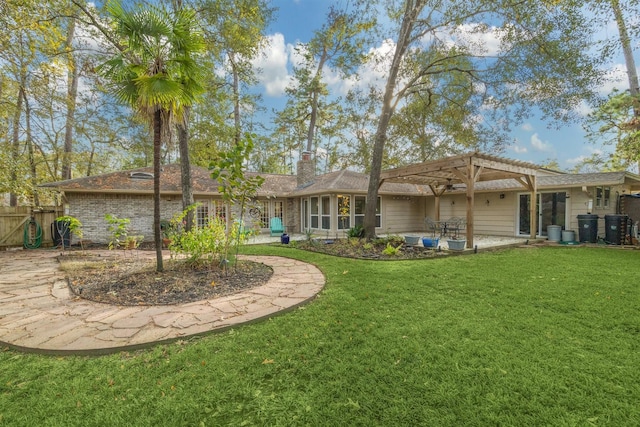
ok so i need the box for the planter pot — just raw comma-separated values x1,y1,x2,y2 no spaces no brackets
447,239,466,251
280,233,290,244
422,237,439,248
547,225,562,242
404,235,420,246
561,230,575,242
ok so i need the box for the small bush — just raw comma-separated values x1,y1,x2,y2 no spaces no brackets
168,206,249,268
170,216,227,265
105,214,130,250
382,243,402,256
347,225,365,238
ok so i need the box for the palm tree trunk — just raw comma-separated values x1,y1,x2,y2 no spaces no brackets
153,109,164,272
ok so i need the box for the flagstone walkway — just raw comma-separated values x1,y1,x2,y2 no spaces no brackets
0,249,325,355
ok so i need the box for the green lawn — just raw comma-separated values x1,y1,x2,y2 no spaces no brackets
1,246,638,426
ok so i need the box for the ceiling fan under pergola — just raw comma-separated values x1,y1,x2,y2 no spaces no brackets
444,178,464,191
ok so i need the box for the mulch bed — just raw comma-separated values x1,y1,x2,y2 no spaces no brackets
59,252,273,306
292,238,448,260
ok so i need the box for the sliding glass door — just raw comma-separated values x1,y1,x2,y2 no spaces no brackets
518,192,567,236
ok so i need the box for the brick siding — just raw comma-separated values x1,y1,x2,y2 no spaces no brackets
67,193,183,244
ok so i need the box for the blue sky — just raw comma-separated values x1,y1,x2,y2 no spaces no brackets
253,0,637,172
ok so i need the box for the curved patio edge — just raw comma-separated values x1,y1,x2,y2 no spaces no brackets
0,252,325,356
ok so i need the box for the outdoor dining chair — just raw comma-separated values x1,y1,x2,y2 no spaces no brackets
425,217,439,236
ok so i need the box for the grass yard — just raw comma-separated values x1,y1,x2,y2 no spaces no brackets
0,245,638,426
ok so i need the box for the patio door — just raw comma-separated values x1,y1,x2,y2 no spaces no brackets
518,192,567,236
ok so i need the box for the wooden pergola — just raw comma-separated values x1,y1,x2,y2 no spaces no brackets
379,152,540,248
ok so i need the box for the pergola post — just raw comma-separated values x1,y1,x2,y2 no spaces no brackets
529,175,537,240
429,185,443,221
466,181,474,248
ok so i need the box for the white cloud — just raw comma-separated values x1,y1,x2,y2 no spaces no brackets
512,145,528,154
338,39,396,95
253,33,293,97
530,133,554,152
521,123,534,132
566,155,588,165
575,100,593,117
599,64,634,95
448,23,509,56
566,147,604,165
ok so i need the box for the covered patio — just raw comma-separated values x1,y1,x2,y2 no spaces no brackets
379,152,540,248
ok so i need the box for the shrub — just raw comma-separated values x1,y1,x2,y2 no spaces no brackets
347,225,365,238
170,216,227,265
105,214,130,250
382,242,402,256
167,205,250,268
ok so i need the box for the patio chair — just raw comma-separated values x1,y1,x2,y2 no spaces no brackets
425,217,439,237
446,217,466,239
270,217,285,236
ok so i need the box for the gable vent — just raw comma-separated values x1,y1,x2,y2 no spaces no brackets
130,172,154,180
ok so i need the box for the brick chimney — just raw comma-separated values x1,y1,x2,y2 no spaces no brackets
296,151,315,187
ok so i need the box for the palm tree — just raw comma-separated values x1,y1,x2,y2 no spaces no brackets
99,0,205,271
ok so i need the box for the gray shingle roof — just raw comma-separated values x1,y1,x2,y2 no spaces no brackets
41,164,640,197
289,169,430,196
41,164,297,197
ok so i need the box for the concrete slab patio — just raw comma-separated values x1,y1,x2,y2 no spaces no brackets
0,249,325,355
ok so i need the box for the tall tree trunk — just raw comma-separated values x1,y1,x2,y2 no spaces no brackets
172,0,194,231
305,50,328,154
364,2,420,239
610,0,640,171
178,107,194,231
229,53,242,147
62,15,79,180
22,89,39,206
153,109,164,272
10,85,24,207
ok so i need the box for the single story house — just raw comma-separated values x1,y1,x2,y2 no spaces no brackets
41,152,640,247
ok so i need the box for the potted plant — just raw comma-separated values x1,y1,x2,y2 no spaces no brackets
404,235,421,246
55,215,83,251
447,238,466,251
422,236,439,248
124,235,143,250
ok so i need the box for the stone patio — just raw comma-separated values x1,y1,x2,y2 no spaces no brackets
0,249,325,355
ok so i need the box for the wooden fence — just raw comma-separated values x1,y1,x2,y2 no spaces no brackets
0,206,64,249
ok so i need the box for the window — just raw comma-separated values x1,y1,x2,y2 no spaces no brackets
258,200,269,227
302,199,309,230
354,196,365,226
215,203,226,221
196,200,226,228
273,201,283,219
595,186,611,208
310,197,319,228
196,202,210,228
129,171,154,180
321,196,331,229
337,195,350,229
354,195,381,227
